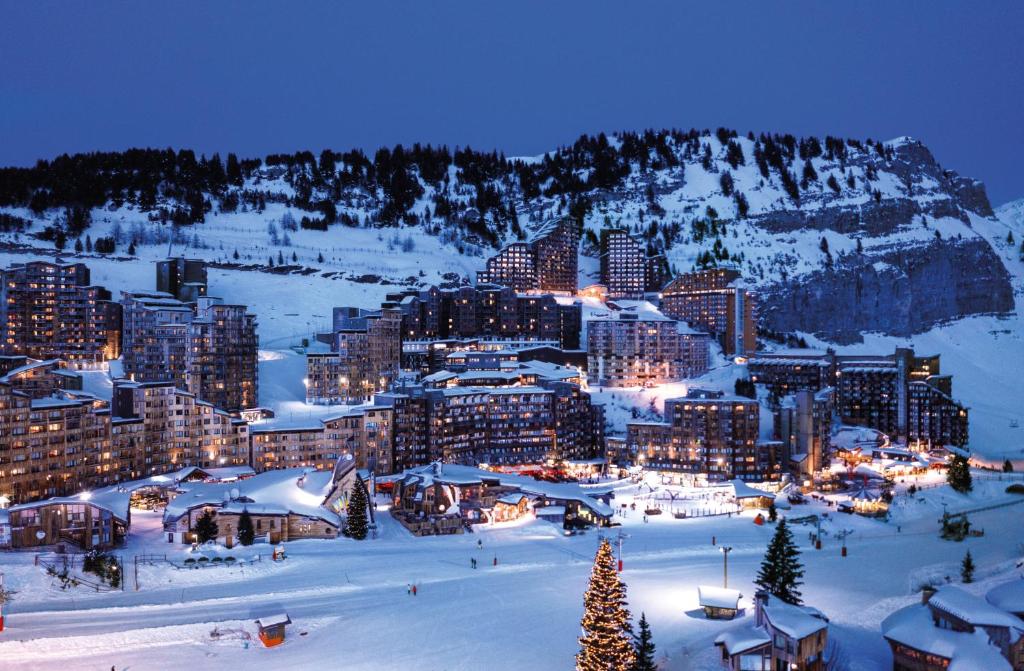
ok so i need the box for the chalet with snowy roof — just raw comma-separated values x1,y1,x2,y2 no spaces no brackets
988,580,1024,620
162,460,355,544
699,586,743,620
390,462,613,535
882,585,1024,671
0,356,83,398
715,591,829,671
5,486,130,550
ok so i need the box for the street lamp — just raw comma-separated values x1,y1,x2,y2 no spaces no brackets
720,546,733,588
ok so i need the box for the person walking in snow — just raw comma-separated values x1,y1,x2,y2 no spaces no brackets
477,539,482,549
407,583,411,595
412,584,418,596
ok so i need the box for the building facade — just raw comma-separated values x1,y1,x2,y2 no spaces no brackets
600,229,647,300
156,257,208,302
624,389,761,482
659,267,756,356
588,312,710,387
477,218,579,293
121,292,259,411
305,306,402,405
0,261,122,365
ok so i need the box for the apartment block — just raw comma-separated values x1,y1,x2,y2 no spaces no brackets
0,260,122,365
587,311,710,387
624,388,761,482
659,267,756,356
773,388,834,478
121,292,258,411
156,257,208,302
599,229,647,300
306,306,402,405
477,218,579,293
390,284,582,349
748,347,968,447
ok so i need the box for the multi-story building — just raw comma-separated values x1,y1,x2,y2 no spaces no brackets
306,306,402,404
624,389,761,482
600,229,647,300
111,380,250,474
391,284,582,349
187,297,259,410
0,382,114,502
588,310,710,387
0,356,83,398
477,218,579,293
748,347,968,447
121,292,258,411
0,261,122,365
659,267,756,356
156,257,208,302
774,388,834,478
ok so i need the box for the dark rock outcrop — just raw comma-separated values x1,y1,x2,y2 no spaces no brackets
758,238,1014,343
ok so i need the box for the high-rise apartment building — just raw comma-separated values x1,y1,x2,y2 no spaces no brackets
477,218,579,293
0,261,121,365
659,267,757,356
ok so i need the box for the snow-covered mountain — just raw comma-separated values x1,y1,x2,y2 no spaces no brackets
0,129,1015,344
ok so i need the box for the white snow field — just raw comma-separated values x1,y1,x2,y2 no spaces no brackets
1,474,1023,671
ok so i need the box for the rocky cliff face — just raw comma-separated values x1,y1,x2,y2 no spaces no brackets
758,237,1014,343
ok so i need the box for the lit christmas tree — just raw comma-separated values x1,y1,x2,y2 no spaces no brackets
345,474,370,540
577,539,635,671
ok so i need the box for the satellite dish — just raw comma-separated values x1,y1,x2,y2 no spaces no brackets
36,530,46,540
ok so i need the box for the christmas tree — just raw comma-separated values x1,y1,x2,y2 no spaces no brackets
961,550,975,583
345,475,369,540
947,454,973,493
237,508,255,546
632,612,656,671
755,518,804,605
194,510,218,544
577,539,635,671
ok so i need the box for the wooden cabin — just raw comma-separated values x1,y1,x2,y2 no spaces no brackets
255,613,291,648
699,586,742,620
5,496,128,550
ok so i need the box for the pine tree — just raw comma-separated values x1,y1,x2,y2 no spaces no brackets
237,508,255,546
317,251,324,263
961,550,975,583
947,454,973,493
345,475,369,540
1008,231,1015,245
194,510,218,544
631,612,656,671
577,539,635,671
755,518,804,605
127,240,136,255
74,238,83,253
1003,459,1014,473
233,249,239,260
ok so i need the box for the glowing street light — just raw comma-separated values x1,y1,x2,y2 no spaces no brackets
720,546,733,588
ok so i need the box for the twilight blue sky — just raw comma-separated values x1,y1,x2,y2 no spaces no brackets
1,2,1022,204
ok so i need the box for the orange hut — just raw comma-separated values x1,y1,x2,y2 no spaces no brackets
255,613,291,647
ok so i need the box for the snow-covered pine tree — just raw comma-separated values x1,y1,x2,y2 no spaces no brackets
577,539,635,671
961,550,975,583
754,518,804,605
345,475,369,540
194,510,218,544
947,454,972,493
631,612,656,671
237,508,255,546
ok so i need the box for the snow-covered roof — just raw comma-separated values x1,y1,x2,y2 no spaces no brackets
699,586,742,610
882,601,1012,670
255,613,291,628
929,586,1024,629
762,596,828,640
496,493,528,506
730,480,770,499
987,579,1024,615
10,485,131,522
714,625,770,655
401,463,613,517
163,468,340,526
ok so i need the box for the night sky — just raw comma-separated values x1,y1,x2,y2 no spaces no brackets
2,1,1021,204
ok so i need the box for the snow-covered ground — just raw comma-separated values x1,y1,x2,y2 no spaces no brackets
1,474,1022,671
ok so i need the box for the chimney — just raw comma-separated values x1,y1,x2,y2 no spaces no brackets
921,585,937,605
